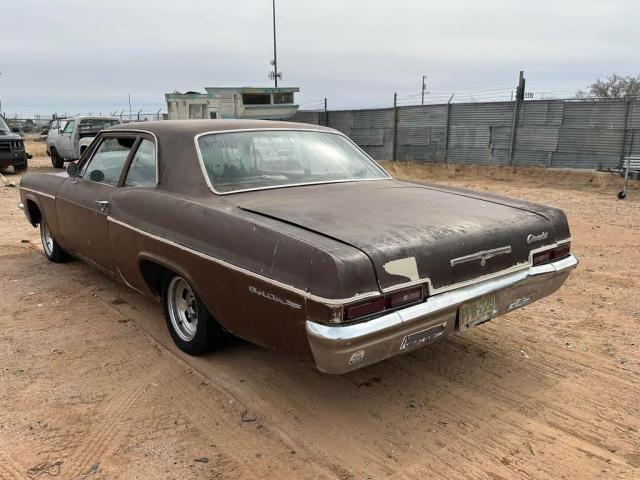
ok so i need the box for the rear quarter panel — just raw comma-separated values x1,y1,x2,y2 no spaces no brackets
107,188,379,361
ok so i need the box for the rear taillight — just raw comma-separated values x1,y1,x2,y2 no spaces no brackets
344,297,386,321
553,242,571,259
532,250,552,266
387,286,423,308
532,242,571,266
343,285,424,322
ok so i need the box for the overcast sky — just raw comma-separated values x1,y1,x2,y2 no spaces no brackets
2,0,638,115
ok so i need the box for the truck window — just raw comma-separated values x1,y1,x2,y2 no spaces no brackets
79,119,120,135
63,120,75,134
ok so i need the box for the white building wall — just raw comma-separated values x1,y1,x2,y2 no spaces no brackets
166,87,299,120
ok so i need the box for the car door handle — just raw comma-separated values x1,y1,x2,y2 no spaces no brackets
95,200,110,212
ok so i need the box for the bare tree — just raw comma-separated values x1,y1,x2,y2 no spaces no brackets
577,74,640,99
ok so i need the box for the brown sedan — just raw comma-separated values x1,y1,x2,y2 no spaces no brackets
18,120,577,373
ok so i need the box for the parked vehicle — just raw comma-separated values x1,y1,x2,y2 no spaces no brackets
42,118,68,145
46,116,120,168
0,115,31,173
19,120,577,373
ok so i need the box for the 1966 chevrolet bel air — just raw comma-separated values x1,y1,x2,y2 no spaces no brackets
19,120,577,373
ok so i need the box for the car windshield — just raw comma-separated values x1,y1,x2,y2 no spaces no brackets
197,130,389,193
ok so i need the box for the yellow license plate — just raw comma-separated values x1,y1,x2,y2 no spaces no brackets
461,293,497,329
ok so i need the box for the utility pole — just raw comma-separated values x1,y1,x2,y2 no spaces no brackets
421,75,427,105
271,0,280,87
0,73,3,116
128,94,132,120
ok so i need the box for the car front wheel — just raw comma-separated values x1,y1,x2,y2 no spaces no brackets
162,274,222,355
51,148,64,168
13,162,28,174
40,218,71,263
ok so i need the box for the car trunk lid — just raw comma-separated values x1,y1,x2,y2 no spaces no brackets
228,179,565,292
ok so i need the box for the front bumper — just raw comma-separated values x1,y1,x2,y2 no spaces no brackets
306,254,578,374
0,151,28,168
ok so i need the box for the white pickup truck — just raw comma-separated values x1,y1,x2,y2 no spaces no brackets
46,116,120,168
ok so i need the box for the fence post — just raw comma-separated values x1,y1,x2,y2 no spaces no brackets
443,93,454,163
619,99,632,164
508,70,525,166
324,97,328,126
508,98,519,166
392,92,398,161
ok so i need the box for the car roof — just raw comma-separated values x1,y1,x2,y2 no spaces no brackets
109,119,335,136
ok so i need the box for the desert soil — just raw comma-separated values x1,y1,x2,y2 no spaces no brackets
0,144,638,479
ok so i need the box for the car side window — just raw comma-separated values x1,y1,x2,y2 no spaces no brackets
82,137,135,186
63,120,75,134
124,139,156,187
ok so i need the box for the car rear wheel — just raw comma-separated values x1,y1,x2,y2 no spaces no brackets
40,218,71,263
162,274,222,355
51,148,64,168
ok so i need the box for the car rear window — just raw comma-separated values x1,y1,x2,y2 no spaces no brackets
79,119,120,134
197,130,389,194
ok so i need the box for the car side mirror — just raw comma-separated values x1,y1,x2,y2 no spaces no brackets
66,162,79,177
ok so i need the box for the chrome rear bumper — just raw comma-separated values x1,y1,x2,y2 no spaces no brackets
306,254,578,374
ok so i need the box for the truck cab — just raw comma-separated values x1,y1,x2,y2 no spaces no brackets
0,115,31,173
47,116,120,168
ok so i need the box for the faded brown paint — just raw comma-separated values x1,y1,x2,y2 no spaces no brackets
19,120,573,366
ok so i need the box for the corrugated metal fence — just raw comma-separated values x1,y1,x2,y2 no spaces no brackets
291,98,640,169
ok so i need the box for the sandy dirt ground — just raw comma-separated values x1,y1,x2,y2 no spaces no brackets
0,143,638,479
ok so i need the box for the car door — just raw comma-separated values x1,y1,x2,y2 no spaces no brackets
56,133,138,273
58,119,75,158
109,136,158,287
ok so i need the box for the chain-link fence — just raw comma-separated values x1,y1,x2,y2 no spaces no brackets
5,96,639,170
2,111,167,134
292,98,640,169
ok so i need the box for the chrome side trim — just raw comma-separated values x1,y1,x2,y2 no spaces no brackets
529,254,577,276
19,187,56,200
307,254,578,341
115,265,146,295
206,176,390,196
106,216,380,306
192,128,392,196
450,245,512,267
107,215,575,307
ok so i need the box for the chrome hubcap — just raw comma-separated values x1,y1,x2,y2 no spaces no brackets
167,277,198,341
40,221,54,256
